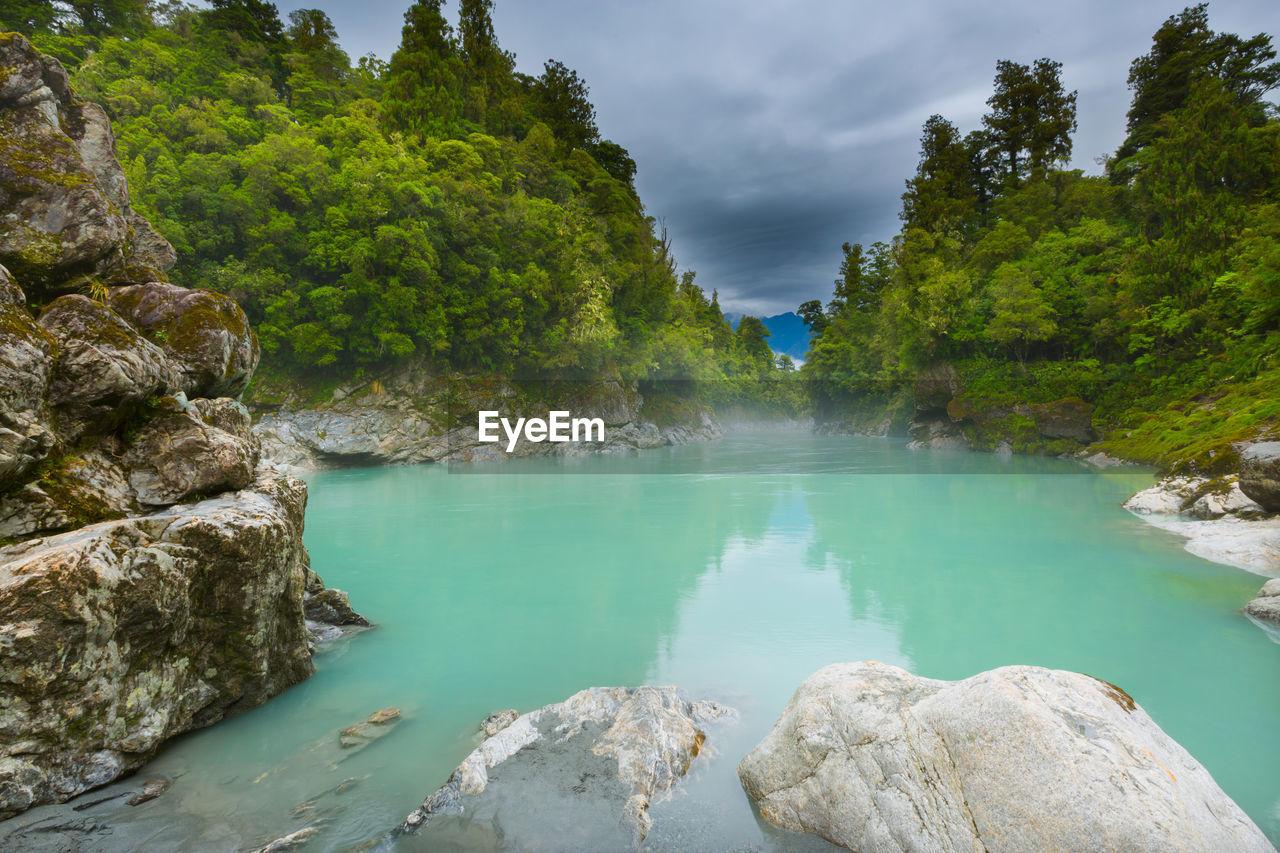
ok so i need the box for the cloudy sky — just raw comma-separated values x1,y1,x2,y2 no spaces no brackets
276,0,1277,316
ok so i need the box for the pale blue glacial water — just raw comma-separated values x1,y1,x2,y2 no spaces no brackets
4,432,1276,850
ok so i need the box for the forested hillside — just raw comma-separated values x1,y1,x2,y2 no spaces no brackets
3,0,789,387
800,4,1280,472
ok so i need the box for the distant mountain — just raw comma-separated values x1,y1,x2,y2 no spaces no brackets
724,312,813,361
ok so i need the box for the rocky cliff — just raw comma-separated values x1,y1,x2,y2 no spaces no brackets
0,34,360,818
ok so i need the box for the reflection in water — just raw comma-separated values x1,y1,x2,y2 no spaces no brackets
2,433,1276,851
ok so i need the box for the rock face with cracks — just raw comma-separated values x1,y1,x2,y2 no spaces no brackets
0,33,174,293
399,686,734,849
0,37,364,819
738,662,1273,853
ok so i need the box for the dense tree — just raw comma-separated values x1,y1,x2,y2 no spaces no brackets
1117,3,1280,169
901,115,978,232
0,1,61,35
384,0,464,138
21,0,780,390
533,60,599,151
457,0,515,129
982,58,1077,186
802,7,1278,435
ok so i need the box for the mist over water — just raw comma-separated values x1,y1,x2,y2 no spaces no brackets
7,433,1277,850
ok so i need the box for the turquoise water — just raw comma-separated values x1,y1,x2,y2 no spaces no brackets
5,433,1278,850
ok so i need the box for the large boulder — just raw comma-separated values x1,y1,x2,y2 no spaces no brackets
109,282,259,399
0,34,174,293
0,474,313,818
738,662,1272,853
124,397,259,506
37,294,179,439
398,686,734,849
1240,442,1280,513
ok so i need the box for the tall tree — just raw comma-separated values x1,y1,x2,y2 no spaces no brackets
384,0,463,138
533,59,599,150
284,9,351,117
901,115,978,232
206,0,284,45
457,0,514,128
1116,3,1280,168
982,58,1077,187
66,0,150,36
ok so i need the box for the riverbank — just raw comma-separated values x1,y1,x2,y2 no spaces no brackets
247,368,725,471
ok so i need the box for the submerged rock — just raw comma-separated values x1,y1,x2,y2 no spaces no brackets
339,707,401,752
1240,442,1280,513
480,708,519,737
125,778,170,807
398,686,734,849
739,662,1273,853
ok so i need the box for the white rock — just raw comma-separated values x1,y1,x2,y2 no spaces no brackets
739,662,1274,853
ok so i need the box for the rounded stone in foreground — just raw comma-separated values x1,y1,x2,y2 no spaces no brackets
738,662,1273,853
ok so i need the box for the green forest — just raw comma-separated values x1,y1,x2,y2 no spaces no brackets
3,0,788,392
4,1,1279,467
799,4,1280,471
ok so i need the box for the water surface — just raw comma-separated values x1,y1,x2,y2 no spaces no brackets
4,433,1277,850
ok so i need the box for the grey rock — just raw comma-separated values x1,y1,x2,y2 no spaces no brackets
109,282,259,399
906,416,970,451
123,400,259,507
399,686,735,848
0,447,133,540
0,473,315,818
248,827,318,853
1240,442,1280,512
253,373,721,472
38,294,179,439
738,662,1274,853
303,587,369,627
0,268,55,486
0,34,173,292
1244,577,1280,626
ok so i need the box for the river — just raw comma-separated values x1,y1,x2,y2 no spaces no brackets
3,432,1276,850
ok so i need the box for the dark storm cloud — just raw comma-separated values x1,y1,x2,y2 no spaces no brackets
278,0,1279,315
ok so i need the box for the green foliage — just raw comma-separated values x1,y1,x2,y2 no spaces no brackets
803,5,1280,471
1116,2,1280,172
20,0,790,401
983,57,1078,186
